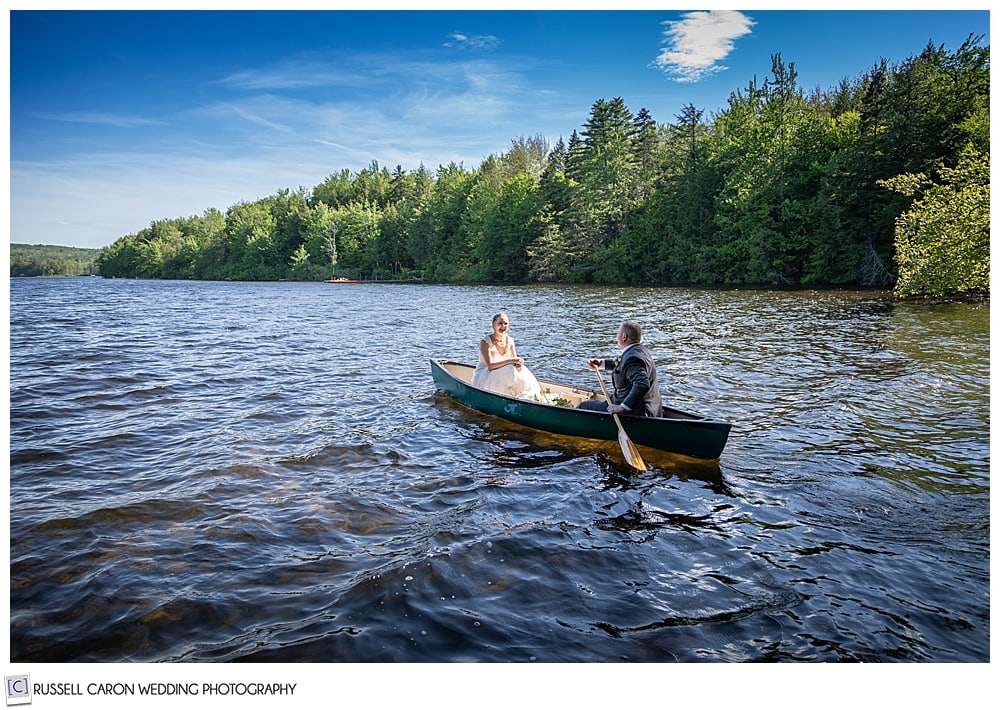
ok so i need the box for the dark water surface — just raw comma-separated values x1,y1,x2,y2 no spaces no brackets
8,278,989,663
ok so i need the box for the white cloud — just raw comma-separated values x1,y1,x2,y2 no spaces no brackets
218,57,373,91
444,32,502,50
9,49,570,248
654,10,755,83
33,111,168,128
8,74,534,248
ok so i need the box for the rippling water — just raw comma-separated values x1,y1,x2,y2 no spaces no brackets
8,278,989,662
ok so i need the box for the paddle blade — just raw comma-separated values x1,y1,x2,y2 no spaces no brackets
618,430,647,471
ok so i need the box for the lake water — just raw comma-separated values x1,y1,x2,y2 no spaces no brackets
7,278,989,666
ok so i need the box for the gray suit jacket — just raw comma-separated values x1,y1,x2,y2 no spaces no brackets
599,344,662,417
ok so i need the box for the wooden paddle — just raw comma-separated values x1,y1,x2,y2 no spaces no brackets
592,365,647,471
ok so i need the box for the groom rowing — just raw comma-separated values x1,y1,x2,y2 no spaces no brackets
579,320,662,417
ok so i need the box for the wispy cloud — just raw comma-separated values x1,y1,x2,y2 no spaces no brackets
34,111,168,128
218,57,372,91
11,152,287,248
444,32,502,50
654,10,755,83
11,40,572,248
10,50,549,248
199,56,534,157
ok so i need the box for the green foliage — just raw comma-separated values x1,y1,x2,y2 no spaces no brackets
477,173,542,281
882,146,990,298
10,244,100,276
91,38,988,298
569,97,641,250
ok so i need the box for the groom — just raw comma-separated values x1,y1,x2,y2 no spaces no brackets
579,320,662,417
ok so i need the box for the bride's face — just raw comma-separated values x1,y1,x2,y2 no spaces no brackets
493,315,509,335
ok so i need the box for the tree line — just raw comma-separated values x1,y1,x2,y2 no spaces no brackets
10,244,101,277
96,37,989,299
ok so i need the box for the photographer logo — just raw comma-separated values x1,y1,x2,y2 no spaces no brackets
5,676,31,706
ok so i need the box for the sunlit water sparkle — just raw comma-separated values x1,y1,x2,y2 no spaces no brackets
8,278,989,662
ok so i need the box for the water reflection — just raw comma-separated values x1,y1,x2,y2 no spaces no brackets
9,279,989,662
439,396,726,485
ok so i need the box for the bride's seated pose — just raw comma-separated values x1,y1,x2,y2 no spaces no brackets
471,312,544,401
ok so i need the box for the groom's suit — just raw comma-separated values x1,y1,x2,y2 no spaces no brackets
598,343,662,417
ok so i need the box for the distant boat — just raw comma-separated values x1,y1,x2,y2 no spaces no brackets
430,359,731,460
326,277,359,284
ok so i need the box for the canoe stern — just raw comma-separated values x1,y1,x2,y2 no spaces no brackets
430,359,730,460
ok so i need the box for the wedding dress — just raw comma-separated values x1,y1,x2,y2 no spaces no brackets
471,335,544,401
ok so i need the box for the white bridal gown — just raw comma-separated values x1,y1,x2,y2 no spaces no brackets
472,335,544,401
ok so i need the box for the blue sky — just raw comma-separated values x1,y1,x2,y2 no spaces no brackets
7,5,991,249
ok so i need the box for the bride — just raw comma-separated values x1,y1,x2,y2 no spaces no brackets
472,312,544,401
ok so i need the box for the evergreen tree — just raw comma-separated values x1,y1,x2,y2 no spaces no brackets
90,36,988,296
530,139,578,281
569,97,639,271
424,162,475,281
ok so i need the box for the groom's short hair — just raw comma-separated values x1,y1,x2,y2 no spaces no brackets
622,320,642,342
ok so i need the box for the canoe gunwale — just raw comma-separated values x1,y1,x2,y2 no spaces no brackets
430,359,731,459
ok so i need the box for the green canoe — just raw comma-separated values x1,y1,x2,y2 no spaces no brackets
430,359,731,460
